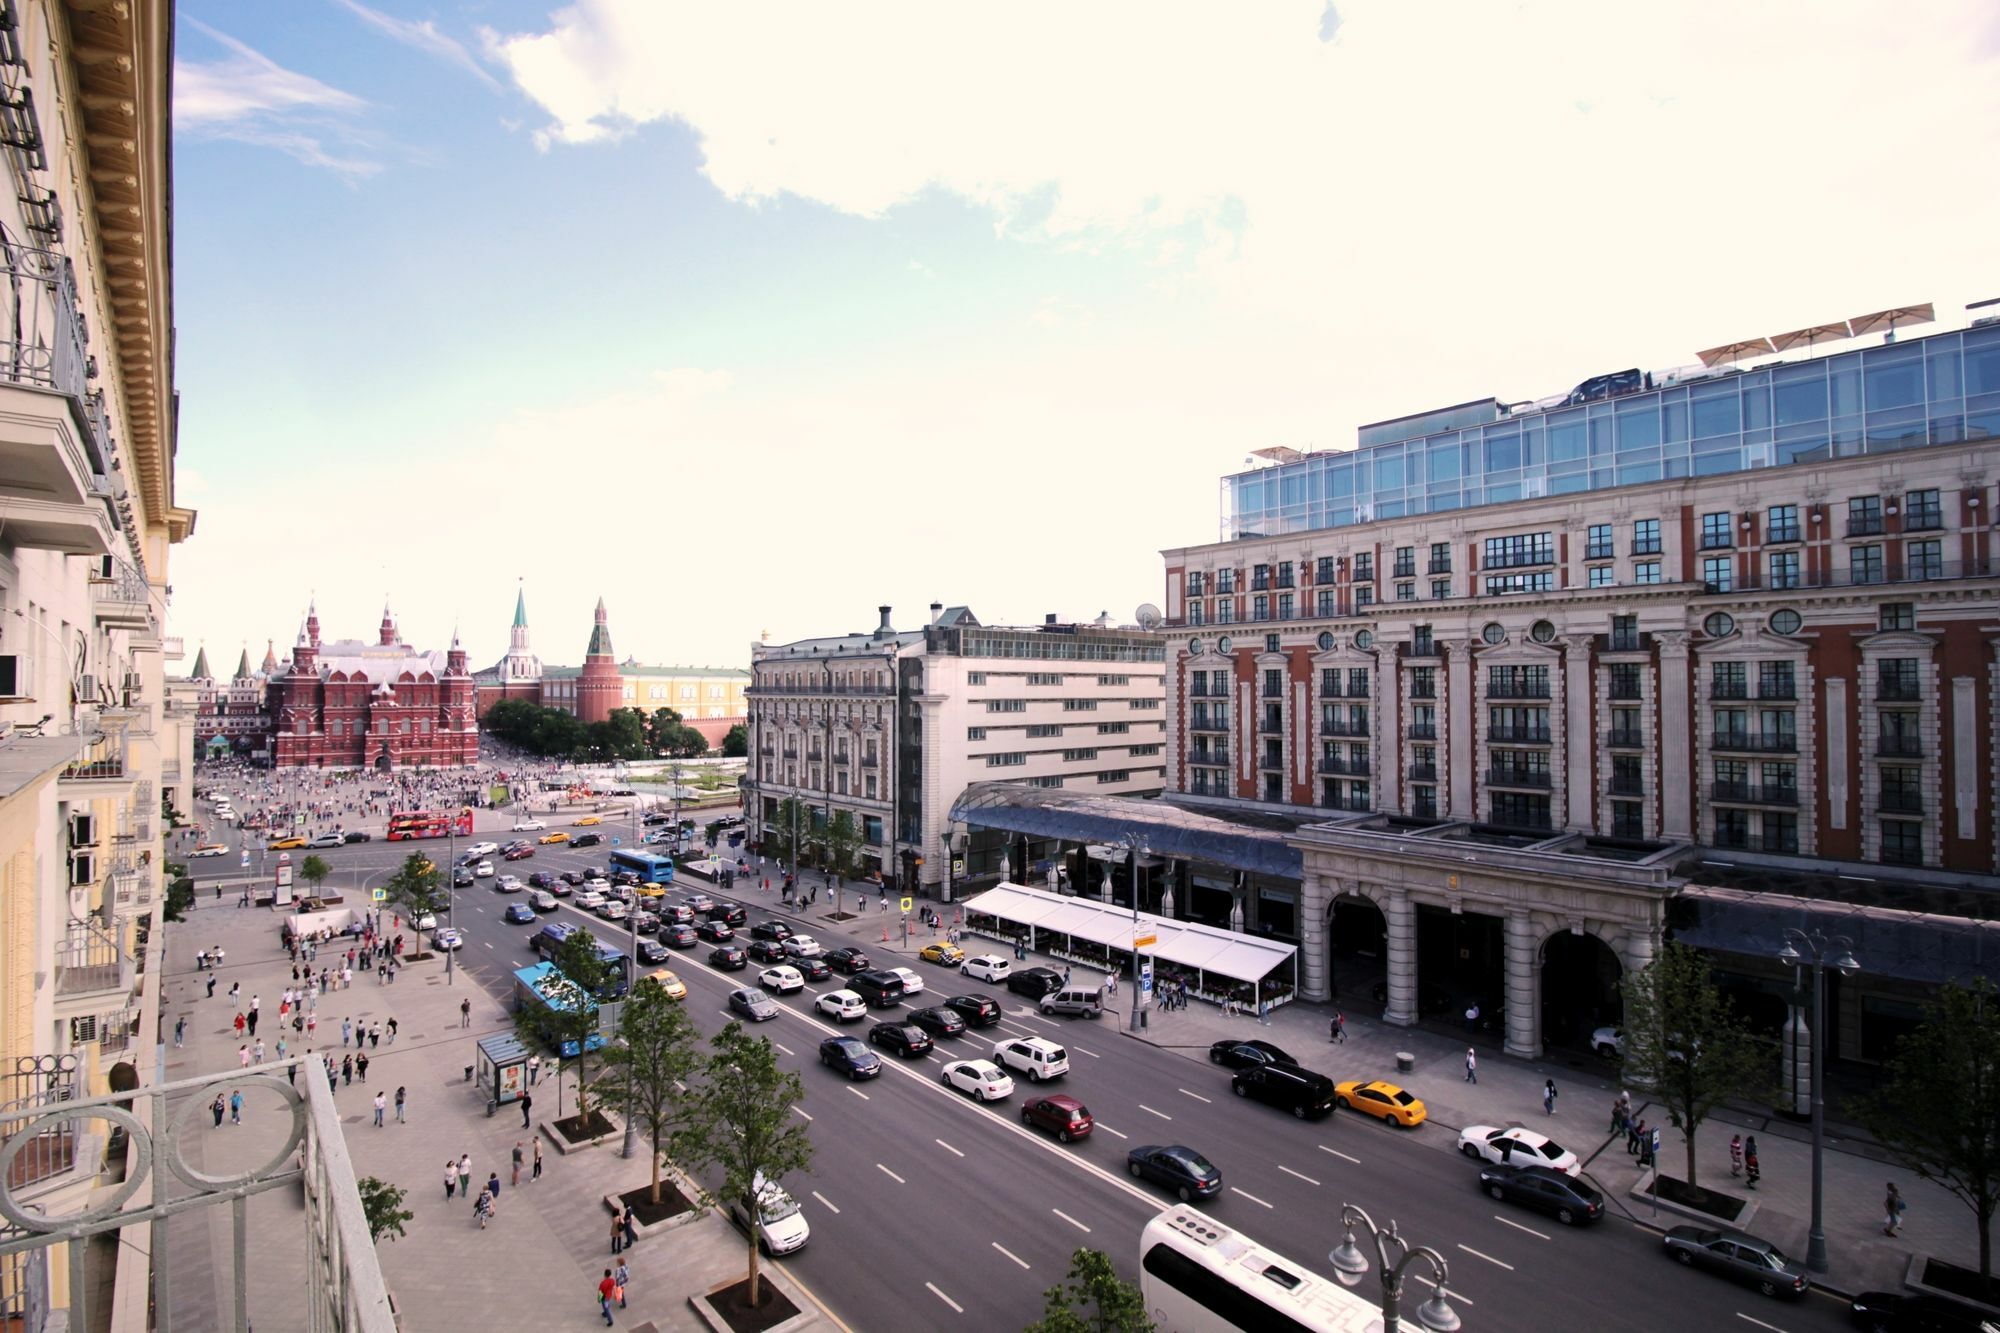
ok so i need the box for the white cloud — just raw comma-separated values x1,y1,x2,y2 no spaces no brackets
176,19,379,180
335,0,502,90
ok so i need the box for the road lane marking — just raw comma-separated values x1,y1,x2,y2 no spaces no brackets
1456,1244,1513,1271
1734,1317,1787,1333
772,1043,793,1056
1052,1208,1091,1233
1095,1123,1128,1139
811,1190,839,1213
1494,1215,1549,1239
926,1283,962,1314
1278,1165,1320,1186
877,1164,904,1184
1177,1088,1212,1104
848,1087,871,1101
483,942,493,949
1139,1104,1172,1120
792,1106,812,1122
1412,1274,1473,1306
1318,1145,1361,1164
1230,1187,1273,1209
992,1242,1030,1270
1074,1046,1099,1058
936,1139,964,1158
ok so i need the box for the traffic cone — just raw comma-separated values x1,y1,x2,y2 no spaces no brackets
881,925,890,943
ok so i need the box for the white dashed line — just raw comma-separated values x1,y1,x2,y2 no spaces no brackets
1412,1274,1473,1306
848,1087,871,1101
1318,1145,1361,1164
926,1283,962,1314
791,1106,812,1122
1734,1316,1788,1333
1230,1187,1273,1209
936,1139,964,1158
1074,1047,1099,1058
992,1242,1030,1270
1278,1165,1320,1186
877,1164,905,1184
1178,1088,1212,1104
1096,1124,1128,1139
811,1190,839,1213
1139,1104,1172,1120
1456,1244,1513,1271
1494,1215,1549,1240
483,942,494,949
1052,1208,1092,1233
773,1043,793,1056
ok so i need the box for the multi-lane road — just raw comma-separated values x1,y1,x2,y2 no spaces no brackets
187,812,1859,1332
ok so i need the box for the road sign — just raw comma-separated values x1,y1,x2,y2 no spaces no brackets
1133,932,1157,949
371,888,387,903
611,836,622,847
1140,960,1154,996
899,897,912,913
240,851,249,868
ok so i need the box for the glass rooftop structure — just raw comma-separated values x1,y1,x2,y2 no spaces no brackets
1222,321,2000,539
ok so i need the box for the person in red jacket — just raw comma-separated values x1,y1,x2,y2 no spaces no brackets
597,1270,618,1325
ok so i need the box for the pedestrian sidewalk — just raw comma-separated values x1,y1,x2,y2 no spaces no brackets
161,892,842,1331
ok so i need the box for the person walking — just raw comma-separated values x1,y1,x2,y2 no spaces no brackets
1543,1078,1559,1115
512,1141,524,1187
1743,1135,1760,1188
610,1211,624,1255
356,1050,370,1083
386,1017,398,1045
474,1188,493,1229
368,1022,380,1049
621,1206,637,1252
527,1054,540,1086
174,1016,186,1048
238,1044,250,1069
1884,1182,1906,1236
1613,1089,1632,1133
532,1138,544,1182
233,1012,247,1040
372,1091,385,1128
1627,1117,1645,1156
1729,1133,1744,1177
395,1086,406,1123
458,1154,472,1199
1330,1011,1346,1044
597,1270,617,1325
229,1090,243,1125
211,1093,226,1128
486,1170,502,1202
445,1160,458,1201
521,1090,533,1129
341,1054,353,1086
206,974,217,999
1464,1048,1478,1084
460,997,472,1029
613,1259,630,1309
341,1018,352,1047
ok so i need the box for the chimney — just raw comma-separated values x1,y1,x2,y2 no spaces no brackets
1046,613,1058,625
873,605,894,640
929,602,943,626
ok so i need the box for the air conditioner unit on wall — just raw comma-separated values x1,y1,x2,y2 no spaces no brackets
69,851,95,885
76,674,96,704
68,813,95,847
69,1015,96,1044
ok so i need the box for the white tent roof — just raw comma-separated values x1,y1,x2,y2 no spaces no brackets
959,883,1295,986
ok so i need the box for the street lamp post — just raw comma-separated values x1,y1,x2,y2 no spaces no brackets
621,791,642,1160
1329,1203,1463,1333
1117,834,1149,1030
444,824,455,985
1776,927,1858,1273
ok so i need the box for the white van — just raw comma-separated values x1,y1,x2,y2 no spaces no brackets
728,1173,809,1256
1040,985,1104,1019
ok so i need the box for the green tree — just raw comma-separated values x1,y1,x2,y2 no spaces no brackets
1619,941,1771,1187
1025,1248,1154,1333
721,724,748,758
647,708,685,753
357,1176,413,1245
825,811,860,880
1860,979,2000,1292
162,861,194,923
297,854,331,897
594,977,701,1206
382,851,447,929
514,926,614,1120
766,798,812,870
605,707,650,758
673,1023,814,1310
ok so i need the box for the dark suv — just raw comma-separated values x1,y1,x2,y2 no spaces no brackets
852,970,907,1008
571,833,603,848
1230,1064,1337,1119
1006,967,1065,1000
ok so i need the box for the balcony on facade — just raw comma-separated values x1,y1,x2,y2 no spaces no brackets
1713,827,1800,854
1703,559,1993,596
57,735,130,796
1485,682,1551,700
1487,726,1552,744
53,922,131,1009
1711,731,1796,754
781,747,798,759
1188,717,1230,734
1487,767,1552,789
1710,781,1798,807
89,557,153,632
1407,722,1437,740
1608,774,1645,796
1876,735,1923,758
1877,789,1925,815
1407,682,1436,699
746,683,894,697
1,1059,83,1197
1711,682,1749,700
1608,727,1645,748
1320,796,1373,814
1188,748,1228,767
1257,717,1285,736
1845,516,1885,537
1320,717,1369,737
1876,678,1922,702
1317,756,1368,776
1408,763,1437,783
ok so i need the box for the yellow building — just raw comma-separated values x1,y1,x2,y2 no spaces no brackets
618,661,751,722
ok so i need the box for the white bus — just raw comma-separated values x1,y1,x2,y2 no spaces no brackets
1139,1208,1384,1333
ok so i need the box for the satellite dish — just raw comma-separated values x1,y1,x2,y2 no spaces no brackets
1135,604,1163,630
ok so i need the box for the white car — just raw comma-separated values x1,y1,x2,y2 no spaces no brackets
759,965,804,994
1592,1026,1624,1059
961,955,1012,983
189,844,229,858
511,818,547,831
598,901,630,921
466,841,499,858
941,1058,1015,1102
495,875,523,893
575,890,606,910
584,876,611,892
991,1036,1070,1082
432,927,463,951
473,860,495,878
308,832,344,849
727,1173,810,1257
783,936,824,960
888,966,925,997
1457,1125,1581,1177
814,990,866,1023
413,912,438,931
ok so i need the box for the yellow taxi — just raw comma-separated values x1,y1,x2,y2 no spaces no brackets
270,836,308,850
634,881,667,899
538,831,571,845
918,942,966,966
572,815,602,827
642,969,687,1001
1333,1079,1428,1128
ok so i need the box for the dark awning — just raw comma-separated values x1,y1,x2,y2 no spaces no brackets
950,783,1303,881
1670,885,2000,987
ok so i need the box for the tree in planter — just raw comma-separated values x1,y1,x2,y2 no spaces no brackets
512,927,614,1125
673,1022,814,1310
1025,1248,1154,1333
297,854,331,898
766,798,812,872
381,852,448,940
594,977,701,1206
1619,941,1771,1188
1859,978,2000,1294
824,811,860,882
721,723,748,758
357,1176,413,1245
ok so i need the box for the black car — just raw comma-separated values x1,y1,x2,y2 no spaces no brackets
1231,1064,1337,1120
571,833,603,848
793,956,831,982
818,1037,881,1080
452,868,475,887
1006,966,1065,1000
660,924,699,949
635,939,672,966
750,920,793,942
707,902,747,926
1662,1226,1809,1300
659,902,697,925
943,994,1003,1028
528,872,555,889
1478,1164,1603,1226
867,1022,933,1057
1847,1290,1998,1333
609,870,641,887
643,813,671,825
1127,1145,1222,1202
502,903,536,925
342,831,371,844
708,944,748,971
825,947,872,975
559,870,586,886
908,1006,967,1039
1208,1039,1299,1070
696,920,735,944
746,939,788,964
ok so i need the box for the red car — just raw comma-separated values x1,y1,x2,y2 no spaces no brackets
503,846,535,860
1021,1094,1093,1143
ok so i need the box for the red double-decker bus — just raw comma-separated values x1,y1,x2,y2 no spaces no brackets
386,808,474,840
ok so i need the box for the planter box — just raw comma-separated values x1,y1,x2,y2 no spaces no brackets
541,1109,622,1155
1628,1170,1758,1229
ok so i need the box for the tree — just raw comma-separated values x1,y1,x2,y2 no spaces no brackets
382,851,447,928
1025,1248,1154,1333
162,862,194,923
673,1022,814,1310
1860,979,2000,1293
1619,941,1771,1187
766,798,812,870
514,926,614,1121
721,724,748,758
297,854,331,897
594,977,701,1206
357,1176,412,1245
825,811,861,880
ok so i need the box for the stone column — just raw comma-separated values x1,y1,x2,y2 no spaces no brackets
1622,922,1659,977
1561,636,1595,831
1504,909,1541,1059
1445,640,1474,819
1657,631,1693,839
1298,867,1331,1003
1381,886,1417,1027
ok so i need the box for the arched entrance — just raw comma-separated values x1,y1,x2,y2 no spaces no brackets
1327,892,1386,1002
1540,930,1622,1052
373,748,392,773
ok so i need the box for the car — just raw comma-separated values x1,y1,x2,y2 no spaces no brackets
527,871,554,889
660,924,698,949
992,1036,1070,1082
511,818,547,831
1845,1290,2000,1332
1208,1039,1299,1070
783,936,825,960
190,844,228,857
609,870,641,888
819,1036,882,1080
270,836,308,850
887,966,926,997
1126,1145,1222,1201
575,889,606,911
474,860,495,878
920,942,967,966
696,920,735,944
1457,1125,1581,1176
343,831,371,844
572,815,602,826
538,831,571,845
868,1021,933,1057
961,955,1012,983
1006,966,1065,999
940,1058,1014,1102
631,910,660,933
708,944,748,971
707,902,747,926
467,841,499,857
642,969,687,1001
502,903,537,925
759,965,805,994
529,890,559,912
1477,1164,1603,1226
814,990,867,1023
750,920,793,942
495,874,523,892
1021,1094,1094,1143
943,994,1002,1028
1334,1079,1429,1128
432,927,464,951
659,902,697,925
635,939,672,965
597,900,630,922
908,1005,968,1038
730,987,781,1022
571,833,603,848
727,1173,810,1257
559,870,586,886
824,946,870,974
413,911,438,931
1593,1026,1625,1059
743,939,786,964
584,877,611,893
452,867,475,888
545,879,572,897
308,832,344,849
503,846,535,861
1662,1226,1809,1299
1231,1064,1337,1119
793,956,831,982
643,813,671,826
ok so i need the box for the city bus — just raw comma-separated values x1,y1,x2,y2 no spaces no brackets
511,962,606,1058
607,848,675,886
386,808,475,841
1138,1208,1385,1332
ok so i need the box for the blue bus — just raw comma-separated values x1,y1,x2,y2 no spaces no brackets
512,962,607,1058
608,848,675,886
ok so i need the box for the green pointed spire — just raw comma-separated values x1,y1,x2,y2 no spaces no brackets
585,596,614,658
190,644,211,680
513,586,529,629
233,647,252,680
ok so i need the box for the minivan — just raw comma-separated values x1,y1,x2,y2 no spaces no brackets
1231,1064,1337,1119
852,970,907,1007
1039,985,1104,1019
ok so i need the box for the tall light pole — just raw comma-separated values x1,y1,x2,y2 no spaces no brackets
1776,927,1858,1273
1118,833,1149,1030
620,794,642,1160
1329,1203,1462,1333
444,822,456,985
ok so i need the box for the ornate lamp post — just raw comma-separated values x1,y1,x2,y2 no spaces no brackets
1329,1203,1463,1333
1776,927,1858,1272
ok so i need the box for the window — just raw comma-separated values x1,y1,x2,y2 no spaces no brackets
1276,593,1294,619
1061,748,1098,761
1186,602,1204,626
1315,590,1337,616
1608,663,1643,699
1610,800,1644,839
1850,545,1884,585
1585,524,1613,560
1026,724,1063,738
1411,626,1435,656
1026,672,1063,686
1353,553,1374,581
1130,697,1159,709
1711,661,1747,699
1610,615,1639,652
1429,543,1452,574
1096,770,1131,784
1588,566,1615,589
1253,595,1269,621
1490,791,1552,831
1879,602,1915,632
1409,666,1436,699
1759,662,1796,699
1702,556,1733,592
1315,556,1336,584
986,700,1026,713
1431,578,1452,600
985,752,1026,767
1767,504,1800,543
1768,550,1800,589
1263,668,1283,698
1347,668,1369,696
1265,634,1282,654
1355,585,1375,607
1878,658,1919,699
1632,519,1662,555
1908,539,1943,580
1393,547,1415,578
1848,495,1883,536
1252,563,1271,591
1485,571,1553,595
1633,561,1661,585
1217,597,1234,624
1185,571,1205,596
1411,787,1437,818
1098,674,1129,686
1700,512,1732,550
1215,569,1237,593
1276,561,1294,588
1903,488,1942,531
967,672,987,685
1610,706,1642,746
1396,582,1416,601
1062,699,1098,711
1097,722,1130,734
1879,820,1923,866
1483,532,1555,569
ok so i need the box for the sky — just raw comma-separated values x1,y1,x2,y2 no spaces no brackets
167,0,2000,675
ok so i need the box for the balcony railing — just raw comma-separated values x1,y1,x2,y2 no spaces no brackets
1407,723,1437,740
1711,732,1796,753
1710,781,1798,806
1407,683,1436,699
1758,682,1798,700
1876,735,1923,758
1408,765,1437,783
1487,726,1552,744
1760,832,1801,854
54,921,127,998
861,755,878,768
745,683,894,697
1710,681,1749,700
1320,717,1370,737
1608,728,1645,748
1257,717,1285,735
1846,517,1884,536
1188,750,1228,767
1428,560,1452,575
1317,757,1368,776
1878,790,1925,815
1258,751,1285,771
1320,796,1373,814
1486,682,1551,700
1487,768,1552,789
1189,718,1230,733
1700,558,1994,595
1609,775,1645,796
1876,678,1921,702
1392,564,1415,579
1406,643,1440,659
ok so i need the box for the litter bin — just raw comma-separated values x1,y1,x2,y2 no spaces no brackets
1395,1051,1415,1074
464,1064,475,1082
